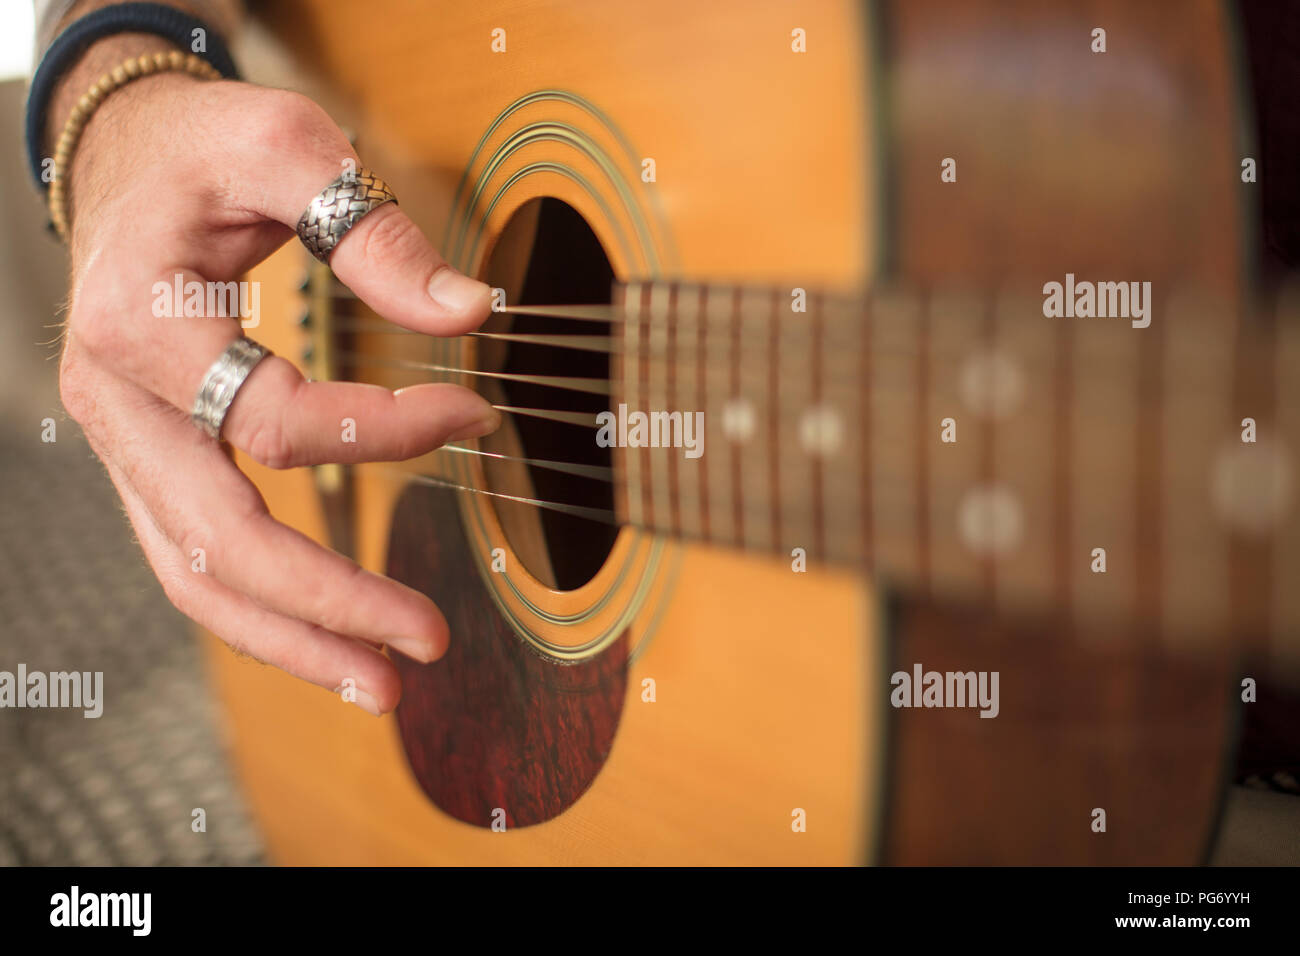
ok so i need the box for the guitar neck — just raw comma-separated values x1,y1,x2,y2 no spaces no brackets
610,279,1300,666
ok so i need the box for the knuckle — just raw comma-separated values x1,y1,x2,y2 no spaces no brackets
251,89,346,159
392,431,426,462
226,480,272,525
241,409,296,469
310,563,367,636
232,359,305,469
272,636,313,678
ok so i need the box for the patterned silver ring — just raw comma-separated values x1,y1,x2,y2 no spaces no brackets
295,167,398,263
191,338,271,439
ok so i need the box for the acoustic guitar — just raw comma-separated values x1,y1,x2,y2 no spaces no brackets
202,0,1299,864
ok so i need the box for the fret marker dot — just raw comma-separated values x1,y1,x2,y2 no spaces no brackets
957,485,1023,556
1212,439,1293,535
722,398,756,442
959,349,1024,420
799,405,843,457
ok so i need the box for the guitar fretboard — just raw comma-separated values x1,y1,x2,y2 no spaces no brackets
611,280,1300,665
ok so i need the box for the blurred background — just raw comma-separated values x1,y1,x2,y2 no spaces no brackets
0,0,263,863
1,0,1297,865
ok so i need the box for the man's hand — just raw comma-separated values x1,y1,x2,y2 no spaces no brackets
57,71,500,715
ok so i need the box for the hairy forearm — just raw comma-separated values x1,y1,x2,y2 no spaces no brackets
37,0,245,161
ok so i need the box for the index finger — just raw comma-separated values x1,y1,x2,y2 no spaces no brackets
240,91,491,336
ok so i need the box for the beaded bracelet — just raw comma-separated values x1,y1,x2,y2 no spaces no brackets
48,50,221,241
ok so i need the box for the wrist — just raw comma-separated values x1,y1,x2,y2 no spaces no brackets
45,32,183,154
27,1,243,192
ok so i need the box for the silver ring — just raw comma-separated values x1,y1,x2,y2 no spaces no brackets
295,167,398,262
191,338,270,439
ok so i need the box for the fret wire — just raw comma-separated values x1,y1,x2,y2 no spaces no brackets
609,282,630,524
695,284,712,540
1072,317,1140,631
738,287,773,552
674,281,703,538
729,287,746,548
993,292,1057,615
666,283,683,538
808,291,826,559
703,285,735,545
637,282,654,531
775,288,814,555
915,287,931,593
871,290,920,580
648,283,672,536
1135,304,1165,643
979,295,999,599
926,291,983,600
622,282,645,529
767,287,784,552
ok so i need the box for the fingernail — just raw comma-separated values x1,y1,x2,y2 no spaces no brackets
334,684,383,716
428,268,490,314
388,635,439,664
446,406,502,442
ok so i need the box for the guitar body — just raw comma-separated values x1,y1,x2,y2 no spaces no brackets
205,0,1249,863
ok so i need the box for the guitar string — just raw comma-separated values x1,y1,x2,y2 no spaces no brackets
489,404,600,426
407,452,945,498
330,348,1278,404
334,338,1282,494
395,452,969,527
334,351,611,396
354,387,1293,521
330,319,1275,377
345,404,1279,525
334,312,1288,485
424,408,964,504
334,324,623,355
335,321,877,354
439,443,613,481
321,300,1288,522
328,296,1290,331
322,291,636,322
390,470,619,525
336,312,614,513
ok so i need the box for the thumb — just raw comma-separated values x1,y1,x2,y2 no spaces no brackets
327,201,493,336
237,89,491,336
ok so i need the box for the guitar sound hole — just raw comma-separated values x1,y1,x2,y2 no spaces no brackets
482,198,619,591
